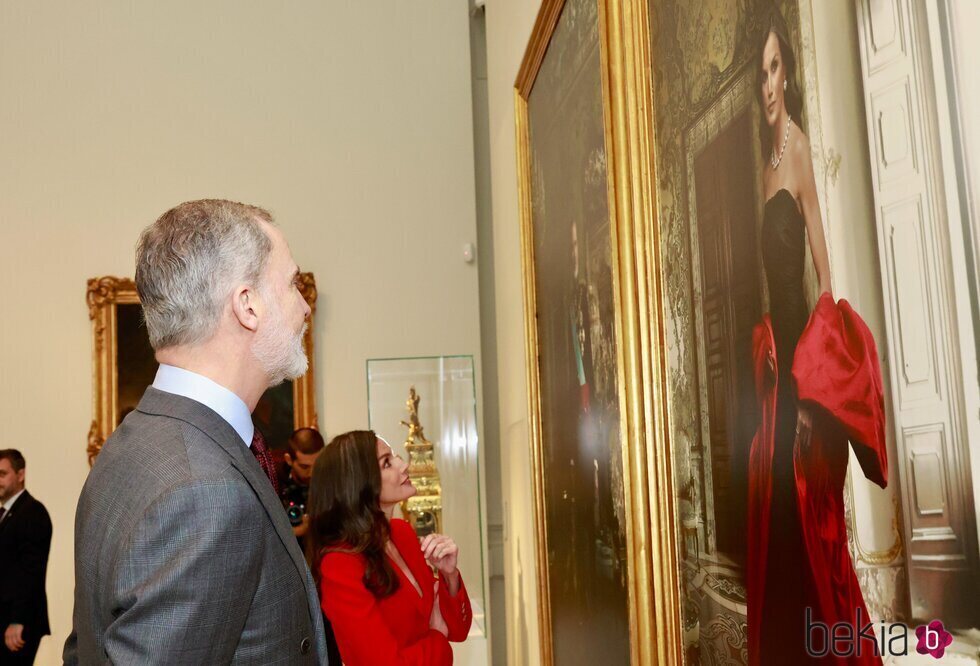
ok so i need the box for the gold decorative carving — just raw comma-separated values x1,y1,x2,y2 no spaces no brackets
87,420,104,465
87,276,136,320
293,274,319,431
297,272,318,315
399,387,443,537
87,273,319,464
855,488,904,566
87,277,139,465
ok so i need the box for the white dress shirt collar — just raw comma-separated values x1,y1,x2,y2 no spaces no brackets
151,364,254,447
1,488,26,517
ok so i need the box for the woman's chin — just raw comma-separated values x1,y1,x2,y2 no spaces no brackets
402,485,418,500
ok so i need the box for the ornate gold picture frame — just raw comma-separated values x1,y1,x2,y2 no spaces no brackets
86,274,318,464
515,0,679,663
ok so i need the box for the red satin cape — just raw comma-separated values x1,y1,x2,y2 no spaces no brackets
748,293,887,665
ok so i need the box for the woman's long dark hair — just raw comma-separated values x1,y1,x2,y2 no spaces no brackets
305,429,400,598
757,10,804,160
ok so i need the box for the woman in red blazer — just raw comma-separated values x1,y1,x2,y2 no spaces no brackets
306,430,472,665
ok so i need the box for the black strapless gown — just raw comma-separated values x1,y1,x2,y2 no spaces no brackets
758,188,815,661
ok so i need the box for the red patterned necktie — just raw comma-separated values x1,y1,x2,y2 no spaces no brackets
250,429,281,496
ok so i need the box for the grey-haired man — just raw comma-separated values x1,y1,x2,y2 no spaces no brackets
64,200,327,664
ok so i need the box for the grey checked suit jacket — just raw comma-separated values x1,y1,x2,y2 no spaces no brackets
63,388,328,665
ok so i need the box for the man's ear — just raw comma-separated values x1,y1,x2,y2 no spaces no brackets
284,452,294,467
231,285,260,332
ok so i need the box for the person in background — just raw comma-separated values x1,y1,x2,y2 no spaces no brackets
278,427,326,541
0,449,52,666
307,430,472,665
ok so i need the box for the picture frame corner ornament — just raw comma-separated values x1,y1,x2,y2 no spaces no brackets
298,272,318,311
87,420,104,464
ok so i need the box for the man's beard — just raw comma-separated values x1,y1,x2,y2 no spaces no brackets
253,304,308,387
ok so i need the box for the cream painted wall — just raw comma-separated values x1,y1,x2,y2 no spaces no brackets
483,2,544,665
0,2,484,664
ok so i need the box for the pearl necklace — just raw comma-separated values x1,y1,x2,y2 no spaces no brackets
771,117,792,170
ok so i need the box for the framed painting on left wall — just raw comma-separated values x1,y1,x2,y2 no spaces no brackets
85,274,319,463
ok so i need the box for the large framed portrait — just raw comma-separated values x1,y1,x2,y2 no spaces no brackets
86,274,319,463
643,0,980,663
515,0,676,663
520,0,980,663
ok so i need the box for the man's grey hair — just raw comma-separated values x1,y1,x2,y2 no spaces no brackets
136,199,275,350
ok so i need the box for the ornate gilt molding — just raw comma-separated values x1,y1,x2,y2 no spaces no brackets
294,273,319,431
87,276,137,320
515,4,567,664
515,77,555,666
297,272,318,316
87,420,104,466
603,0,681,661
87,277,139,465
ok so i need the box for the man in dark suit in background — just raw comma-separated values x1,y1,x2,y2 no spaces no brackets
0,449,52,665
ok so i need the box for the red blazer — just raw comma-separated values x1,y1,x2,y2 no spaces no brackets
319,519,472,665
748,293,887,665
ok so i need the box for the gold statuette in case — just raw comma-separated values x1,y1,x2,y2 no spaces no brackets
399,387,442,536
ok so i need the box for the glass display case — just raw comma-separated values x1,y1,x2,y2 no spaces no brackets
367,355,487,639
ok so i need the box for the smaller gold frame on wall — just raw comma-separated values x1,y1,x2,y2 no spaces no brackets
86,274,319,464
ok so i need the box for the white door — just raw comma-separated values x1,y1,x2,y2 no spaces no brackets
855,0,979,626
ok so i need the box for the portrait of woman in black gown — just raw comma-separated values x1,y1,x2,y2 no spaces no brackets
752,12,832,665
747,11,888,666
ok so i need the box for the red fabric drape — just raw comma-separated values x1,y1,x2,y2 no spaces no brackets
748,293,888,664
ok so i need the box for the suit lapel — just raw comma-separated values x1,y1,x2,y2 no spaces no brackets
136,388,317,621
0,491,30,534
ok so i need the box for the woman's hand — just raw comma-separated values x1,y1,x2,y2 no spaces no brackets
421,534,459,578
4,624,25,652
795,404,813,451
429,581,449,637
421,534,460,595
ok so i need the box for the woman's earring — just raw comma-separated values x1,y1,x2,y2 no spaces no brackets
783,79,787,91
